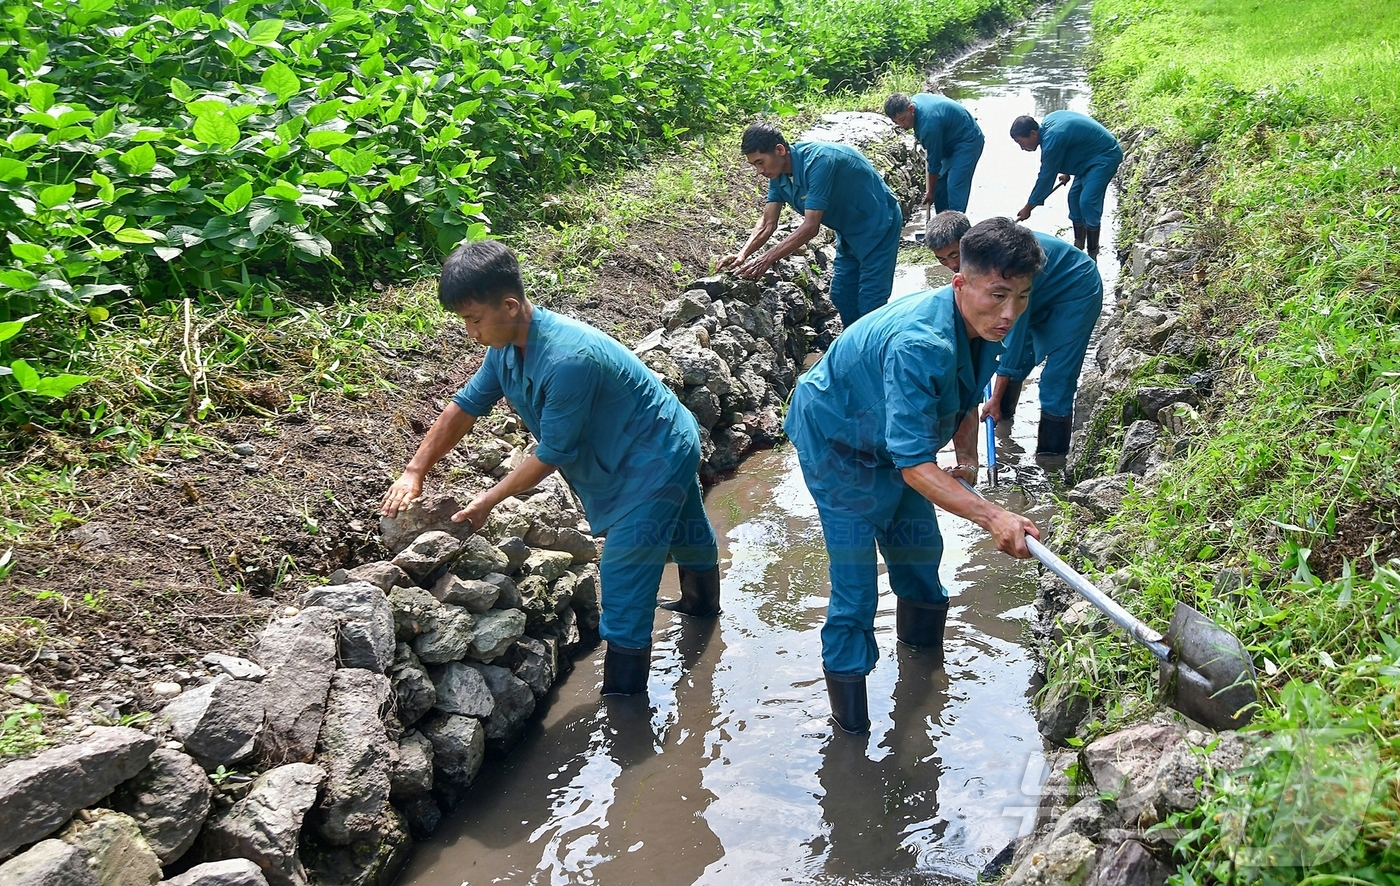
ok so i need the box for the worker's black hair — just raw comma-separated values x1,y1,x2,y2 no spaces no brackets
882,93,913,119
438,240,525,310
959,217,1045,280
1009,115,1040,139
740,121,788,155
925,211,971,251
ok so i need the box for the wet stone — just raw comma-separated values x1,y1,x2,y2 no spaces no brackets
469,608,527,662
390,730,435,799
432,662,495,718
495,538,530,573
388,585,440,641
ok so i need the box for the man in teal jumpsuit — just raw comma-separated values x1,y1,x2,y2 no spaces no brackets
720,122,902,327
784,218,1045,734
884,92,985,213
1011,111,1122,260
381,241,721,697
926,211,1103,455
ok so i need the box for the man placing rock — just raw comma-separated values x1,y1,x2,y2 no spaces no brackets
883,92,985,214
381,241,721,697
1010,110,1123,260
925,210,1103,456
784,218,1044,734
719,121,902,327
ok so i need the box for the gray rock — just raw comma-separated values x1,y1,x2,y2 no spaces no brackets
522,550,574,585
429,574,498,613
511,637,557,698
1091,840,1168,886
556,602,587,650
1047,797,1110,843
1038,682,1090,747
396,793,441,840
159,677,265,769
569,565,600,613
410,604,475,665
1083,723,1185,827
475,665,535,752
1147,730,1247,821
422,714,485,805
314,669,391,846
255,607,337,764
389,653,435,729
639,348,683,391
326,562,409,594
200,654,266,682
669,342,732,392
449,535,511,580
377,495,474,555
1078,529,1126,570
301,807,410,886
547,528,600,565
495,538,530,573
681,385,722,429
522,520,558,548
1051,600,1105,644
58,809,162,886
0,840,97,886
390,731,434,799
0,726,156,859
391,531,468,584
197,762,326,886
1003,831,1097,886
1135,386,1197,419
163,859,270,886
432,662,495,718
1067,473,1135,519
483,572,521,610
299,582,395,674
1117,420,1162,475
110,748,211,865
1103,347,1151,390
662,289,712,328
386,585,440,641
469,609,527,662
516,576,557,633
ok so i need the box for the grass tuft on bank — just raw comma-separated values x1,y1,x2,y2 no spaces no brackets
1056,0,1400,880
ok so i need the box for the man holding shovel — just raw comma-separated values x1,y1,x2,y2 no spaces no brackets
926,210,1103,456
883,92,985,214
380,241,721,698
785,217,1044,734
1010,110,1122,260
720,121,902,327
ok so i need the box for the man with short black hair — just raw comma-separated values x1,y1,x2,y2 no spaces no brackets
381,241,722,697
785,217,1045,734
884,92,984,213
720,121,903,327
1011,111,1123,260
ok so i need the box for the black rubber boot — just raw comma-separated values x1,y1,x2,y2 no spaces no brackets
1086,226,1102,261
601,642,651,696
895,598,948,663
661,565,721,617
999,378,1024,419
824,670,870,734
1037,411,1073,456
1072,221,1088,251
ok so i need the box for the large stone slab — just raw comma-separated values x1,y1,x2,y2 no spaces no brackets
0,839,98,886
410,604,475,665
474,664,535,753
428,574,498,613
255,607,338,764
197,763,326,886
432,662,495,718
389,731,434,800
299,582,395,674
377,495,472,556
163,859,270,886
313,669,392,847
58,810,162,886
391,531,468,584
467,609,526,663
421,714,484,809
110,748,211,865
0,726,156,859
1084,723,1185,827
159,677,265,769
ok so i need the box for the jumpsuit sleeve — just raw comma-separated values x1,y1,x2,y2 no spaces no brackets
532,355,601,467
801,152,834,212
997,314,1036,379
452,351,505,417
920,118,945,174
1027,136,1065,206
883,337,955,469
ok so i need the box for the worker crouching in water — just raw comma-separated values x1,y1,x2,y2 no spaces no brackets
380,241,721,697
784,218,1045,733
925,211,1103,456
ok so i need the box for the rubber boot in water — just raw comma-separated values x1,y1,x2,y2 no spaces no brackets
824,670,870,734
1086,226,1102,261
1037,411,1073,456
895,598,948,664
999,378,1024,420
661,565,721,617
1072,221,1088,252
602,642,651,696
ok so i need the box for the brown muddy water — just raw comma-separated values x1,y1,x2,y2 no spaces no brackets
399,2,1119,883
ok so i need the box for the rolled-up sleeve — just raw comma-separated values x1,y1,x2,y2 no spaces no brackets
452,352,505,417
533,356,600,466
883,338,953,468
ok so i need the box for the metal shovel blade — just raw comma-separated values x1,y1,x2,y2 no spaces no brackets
1159,603,1258,730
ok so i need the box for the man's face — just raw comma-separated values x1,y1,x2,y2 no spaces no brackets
953,266,1032,341
890,108,915,130
745,145,791,180
455,297,523,349
1012,131,1040,152
932,241,961,272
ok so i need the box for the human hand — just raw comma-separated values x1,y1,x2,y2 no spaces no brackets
980,396,1003,424
1056,173,1072,187
736,251,775,280
987,509,1040,558
452,493,493,532
942,462,978,485
717,253,742,272
380,472,423,517
921,191,935,206
1016,204,1033,222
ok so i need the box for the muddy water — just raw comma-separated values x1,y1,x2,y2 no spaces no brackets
400,3,1116,884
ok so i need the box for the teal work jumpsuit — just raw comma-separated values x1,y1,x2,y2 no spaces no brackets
1026,110,1123,228
911,93,985,213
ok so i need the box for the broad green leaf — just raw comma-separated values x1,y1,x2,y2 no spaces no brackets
10,243,48,264
275,116,306,143
0,158,27,182
0,270,40,289
73,284,128,300
119,143,157,175
411,97,428,125
260,63,301,103
10,359,39,391
113,228,156,244
264,181,302,201
248,206,278,235
39,183,76,208
228,231,258,249
25,82,56,113
303,169,347,187
0,319,25,343
569,109,597,128
306,130,353,149
223,181,254,212
86,306,109,322
193,112,240,148
170,78,195,102
153,246,182,261
33,374,91,399
91,108,117,138
8,133,42,152
247,18,284,46
361,53,385,79
102,215,126,234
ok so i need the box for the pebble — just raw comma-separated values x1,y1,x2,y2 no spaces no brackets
231,442,256,457
151,682,182,698
282,606,300,617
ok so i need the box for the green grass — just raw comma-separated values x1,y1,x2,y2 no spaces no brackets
1040,0,1400,881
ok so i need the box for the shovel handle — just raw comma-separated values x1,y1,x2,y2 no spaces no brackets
956,478,1172,661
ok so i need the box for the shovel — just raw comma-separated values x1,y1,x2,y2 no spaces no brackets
956,477,1259,730
983,382,999,487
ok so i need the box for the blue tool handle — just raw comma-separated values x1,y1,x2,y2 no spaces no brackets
983,383,997,486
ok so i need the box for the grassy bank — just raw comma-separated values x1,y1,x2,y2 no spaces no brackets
1058,0,1400,880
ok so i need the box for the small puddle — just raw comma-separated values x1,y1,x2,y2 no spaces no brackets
399,2,1119,883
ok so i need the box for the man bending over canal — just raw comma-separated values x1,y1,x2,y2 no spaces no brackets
883,92,985,214
719,121,903,327
380,241,721,697
784,218,1044,734
1010,111,1123,260
926,211,1103,456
